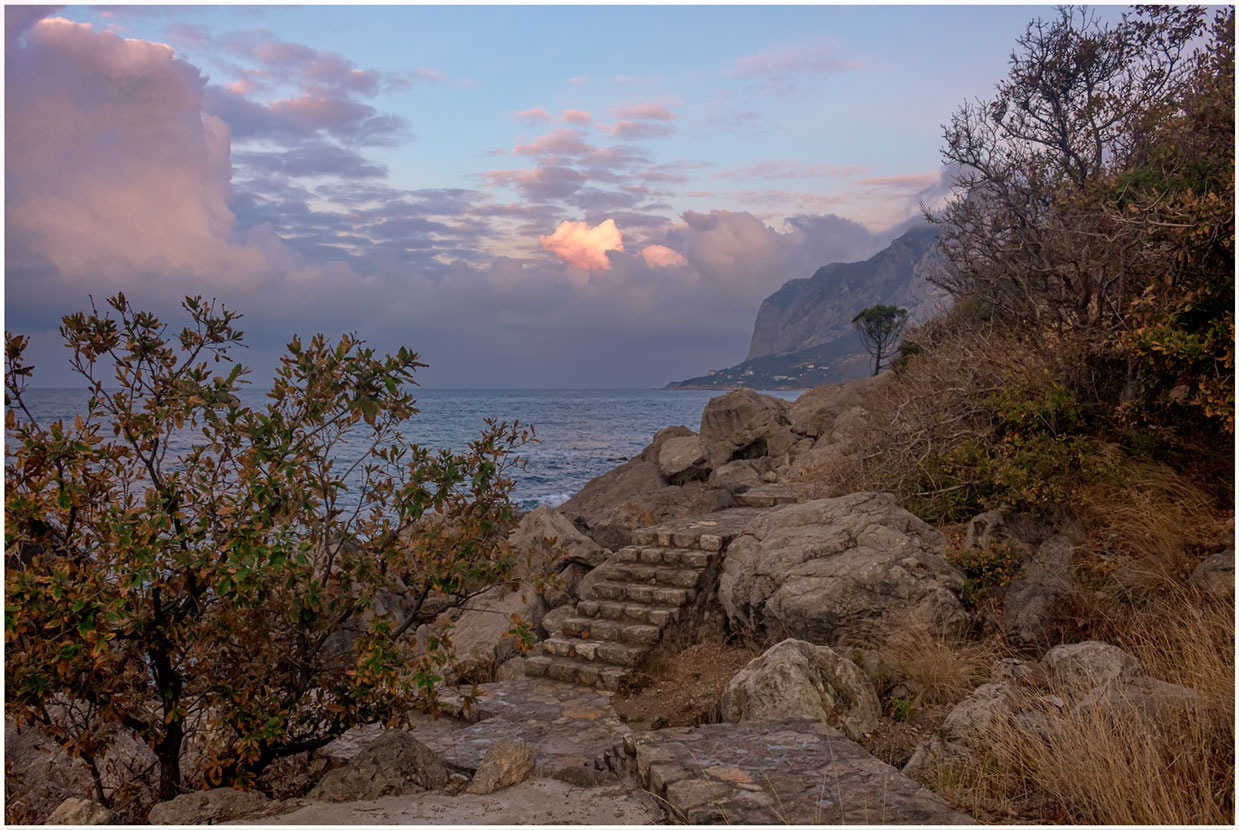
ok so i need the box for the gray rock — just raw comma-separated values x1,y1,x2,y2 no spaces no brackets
699,388,799,469
1003,535,1081,649
718,493,968,648
1042,641,1145,699
709,459,766,494
45,798,115,825
1075,676,1201,721
639,424,696,463
309,731,450,802
940,682,1021,747
559,458,667,537
963,511,1007,551
787,377,884,438
538,604,574,639
443,583,545,683
508,506,606,582
588,481,736,550
657,435,711,485
148,788,272,825
1190,551,1234,598
465,740,537,794
902,738,973,785
721,639,880,740
622,719,975,824
494,658,526,681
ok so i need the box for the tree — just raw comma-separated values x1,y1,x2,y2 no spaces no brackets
5,295,534,808
852,304,909,376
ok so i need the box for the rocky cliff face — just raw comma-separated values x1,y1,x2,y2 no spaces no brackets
746,224,946,362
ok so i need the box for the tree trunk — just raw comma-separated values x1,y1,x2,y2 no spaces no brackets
156,720,184,801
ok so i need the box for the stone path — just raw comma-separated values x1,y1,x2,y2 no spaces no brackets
525,508,764,690
735,481,820,508
621,719,976,824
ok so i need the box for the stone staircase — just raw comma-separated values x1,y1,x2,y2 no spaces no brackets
524,509,763,691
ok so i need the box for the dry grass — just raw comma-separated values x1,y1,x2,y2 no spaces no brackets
614,638,758,730
931,584,1234,825
880,622,1005,707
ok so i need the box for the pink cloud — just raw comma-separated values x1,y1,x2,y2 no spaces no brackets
614,103,676,121
729,42,862,79
641,244,686,268
607,120,675,140
513,128,593,157
539,218,623,270
561,108,592,125
713,161,867,180
569,76,585,85
686,190,715,198
517,106,552,124
856,172,942,188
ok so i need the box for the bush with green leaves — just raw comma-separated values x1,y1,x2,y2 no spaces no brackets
5,295,533,807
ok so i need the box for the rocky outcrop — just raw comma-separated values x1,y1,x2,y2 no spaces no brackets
1190,550,1234,598
45,798,115,825
148,788,272,825
465,740,537,794
699,388,798,469
558,456,734,549
787,374,889,439
441,582,546,683
309,731,450,802
657,435,710,485
1003,535,1082,649
719,493,967,647
721,639,880,740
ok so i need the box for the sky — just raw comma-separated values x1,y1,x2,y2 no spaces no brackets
4,3,1123,388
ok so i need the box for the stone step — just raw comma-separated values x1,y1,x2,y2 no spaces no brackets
735,482,816,508
561,616,662,646
575,599,682,627
616,546,712,569
631,507,764,551
524,654,629,691
542,636,648,668
597,562,704,590
585,581,693,607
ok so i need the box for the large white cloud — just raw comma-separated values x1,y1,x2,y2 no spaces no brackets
538,219,624,271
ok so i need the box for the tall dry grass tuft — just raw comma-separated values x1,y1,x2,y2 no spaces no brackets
880,622,1005,707
935,587,1234,825
1076,451,1228,592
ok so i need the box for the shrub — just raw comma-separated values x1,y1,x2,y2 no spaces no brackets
5,295,533,807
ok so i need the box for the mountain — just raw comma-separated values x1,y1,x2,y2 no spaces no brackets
666,224,947,390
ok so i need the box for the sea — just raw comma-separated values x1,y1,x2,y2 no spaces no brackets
11,388,803,511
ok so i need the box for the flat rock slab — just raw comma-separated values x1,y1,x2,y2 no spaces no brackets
621,720,976,824
325,680,627,786
632,507,765,550
230,778,662,825
735,482,819,508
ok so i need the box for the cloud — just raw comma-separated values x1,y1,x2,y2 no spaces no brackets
539,218,623,270
856,171,943,189
561,109,592,125
641,244,687,268
713,161,866,180
729,41,862,78
606,120,676,140
517,106,552,123
613,103,676,121
512,128,594,157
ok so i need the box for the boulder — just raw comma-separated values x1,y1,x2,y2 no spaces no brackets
657,435,711,485
494,658,526,681
901,738,973,784
559,458,667,535
1075,676,1201,720
45,798,115,825
444,582,545,683
309,731,450,802
465,740,536,794
719,493,968,647
538,604,574,639
709,459,766,494
639,425,697,463
586,481,736,550
1041,641,1144,699
720,639,880,740
1003,535,1081,649
148,788,271,825
509,506,607,581
1189,551,1234,599
787,375,887,439
939,682,1021,747
699,388,799,469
